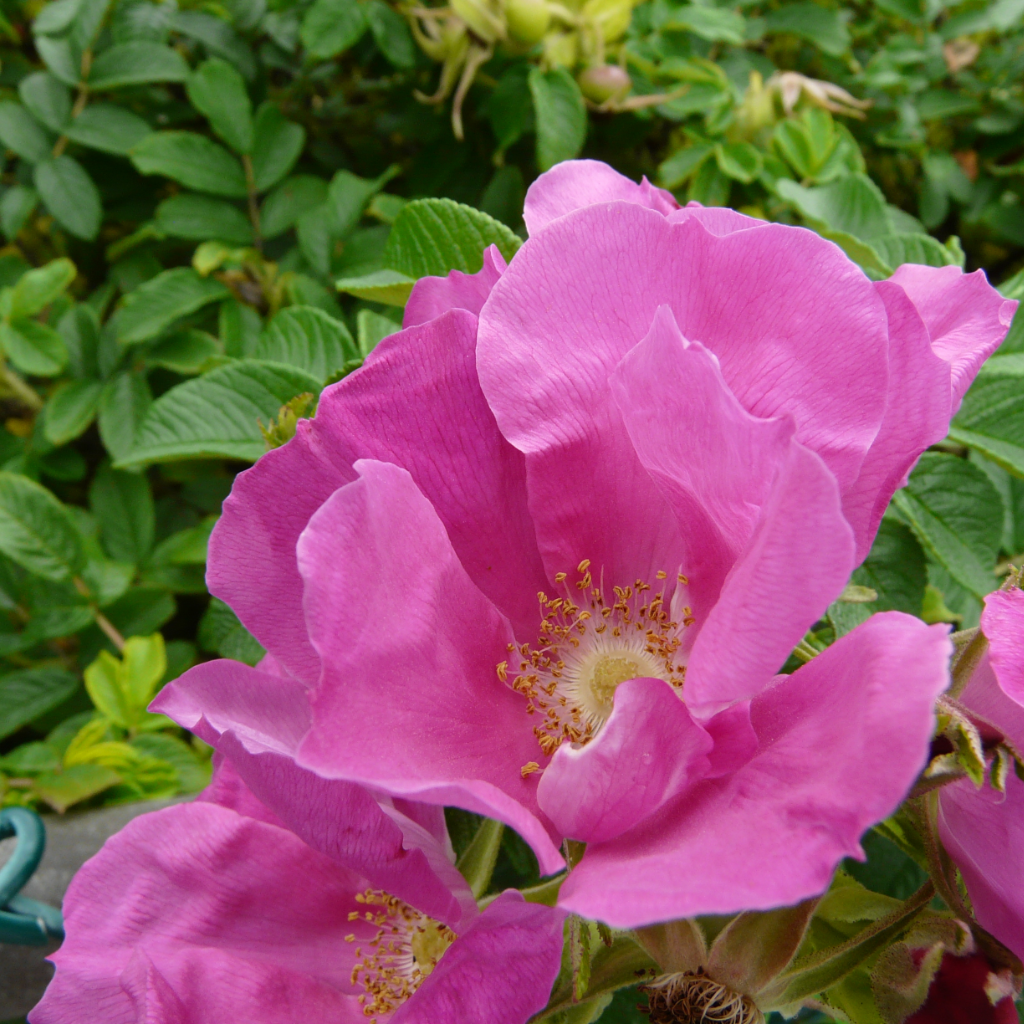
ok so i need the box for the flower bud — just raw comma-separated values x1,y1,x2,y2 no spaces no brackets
505,0,551,45
582,0,635,43
451,0,505,42
542,28,578,67
577,64,631,103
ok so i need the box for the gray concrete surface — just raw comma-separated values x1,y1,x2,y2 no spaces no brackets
0,799,183,1020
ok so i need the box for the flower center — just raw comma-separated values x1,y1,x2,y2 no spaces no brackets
500,560,693,757
346,889,457,1020
641,972,764,1024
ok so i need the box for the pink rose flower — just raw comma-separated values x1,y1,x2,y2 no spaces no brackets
163,160,1012,927
31,760,565,1024
938,589,1024,961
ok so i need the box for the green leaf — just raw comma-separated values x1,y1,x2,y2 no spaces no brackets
148,518,214,565
219,298,261,357
870,233,958,270
34,0,85,37
9,258,76,319
198,596,265,664
146,329,220,374
300,0,366,59
764,2,850,55
715,141,761,183
0,319,69,376
357,308,399,356
0,668,78,740
89,462,154,564
365,0,416,66
44,379,103,445
64,103,151,155
34,155,102,240
121,633,166,710
34,762,121,812
529,67,586,172
18,72,71,133
260,174,328,238
0,101,55,163
97,369,152,464
114,268,231,345
456,818,505,898
155,193,253,245
329,166,397,239
0,471,85,580
852,518,927,615
949,356,1024,477
664,5,745,43
1,185,39,240
102,585,175,638
88,41,191,89
254,305,357,381
84,649,132,725
34,36,80,88
658,143,714,189
250,102,305,193
58,304,100,378
382,198,522,280
892,453,1003,599
131,132,247,199
187,58,253,155
335,268,415,306
775,174,892,241
118,360,321,466
169,9,256,81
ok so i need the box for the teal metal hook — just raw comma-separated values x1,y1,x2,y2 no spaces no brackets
0,807,64,945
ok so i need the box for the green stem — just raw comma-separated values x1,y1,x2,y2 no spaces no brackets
52,52,91,158
72,576,125,652
242,155,263,253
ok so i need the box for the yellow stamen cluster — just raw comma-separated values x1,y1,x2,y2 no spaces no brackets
501,560,692,756
346,889,457,1021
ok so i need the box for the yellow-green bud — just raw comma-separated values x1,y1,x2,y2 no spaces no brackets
582,0,635,43
542,28,578,67
577,63,631,102
451,0,506,42
505,0,551,44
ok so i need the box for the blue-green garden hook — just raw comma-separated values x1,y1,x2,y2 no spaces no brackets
0,807,64,945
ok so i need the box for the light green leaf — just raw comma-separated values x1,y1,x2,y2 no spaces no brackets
664,5,745,43
88,41,191,89
0,471,86,580
84,649,132,725
0,668,78,740
529,66,586,172
300,0,366,59
58,303,100,378
97,369,152,463
34,155,102,240
365,0,415,66
9,257,76,318
18,72,71,133
89,462,154,564
131,132,247,198
155,194,253,245
64,104,151,155
34,762,121,812
114,267,231,345
1,185,39,239
121,633,166,710
146,329,220,374
119,360,321,466
186,58,253,155
814,227,892,277
382,197,521,280
658,143,714,189
892,453,1003,599
715,141,762,183
776,174,892,242
260,174,328,238
0,319,69,376
764,2,850,55
0,101,55,163
255,305,357,381
335,268,414,306
148,518,214,565
44,379,103,445
950,356,1024,477
329,165,397,239
870,233,958,270
250,102,305,193
357,308,399,356
219,298,261,358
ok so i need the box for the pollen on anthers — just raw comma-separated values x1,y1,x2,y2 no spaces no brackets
500,560,694,757
345,889,457,1021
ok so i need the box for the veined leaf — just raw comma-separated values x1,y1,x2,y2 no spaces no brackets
950,356,1024,478
64,104,151,155
89,462,154,564
18,72,71,133
0,101,55,163
254,305,357,381
0,668,78,740
131,132,247,198
335,268,414,307
155,194,253,245
0,319,69,376
0,471,86,580
88,41,190,89
250,103,305,193
34,155,102,240
114,268,230,345
187,58,253,155
529,66,586,172
43,379,103,445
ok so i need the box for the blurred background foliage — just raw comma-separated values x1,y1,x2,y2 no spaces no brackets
0,0,1020,974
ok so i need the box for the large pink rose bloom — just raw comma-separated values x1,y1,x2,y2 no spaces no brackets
161,160,1012,927
938,589,1024,961
31,761,565,1024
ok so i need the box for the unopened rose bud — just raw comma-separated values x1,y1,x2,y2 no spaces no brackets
451,0,506,42
577,64,631,103
582,0,635,42
505,0,551,45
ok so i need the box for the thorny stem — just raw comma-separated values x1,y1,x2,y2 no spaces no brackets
242,155,263,253
0,362,43,411
52,51,92,158
72,576,125,652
